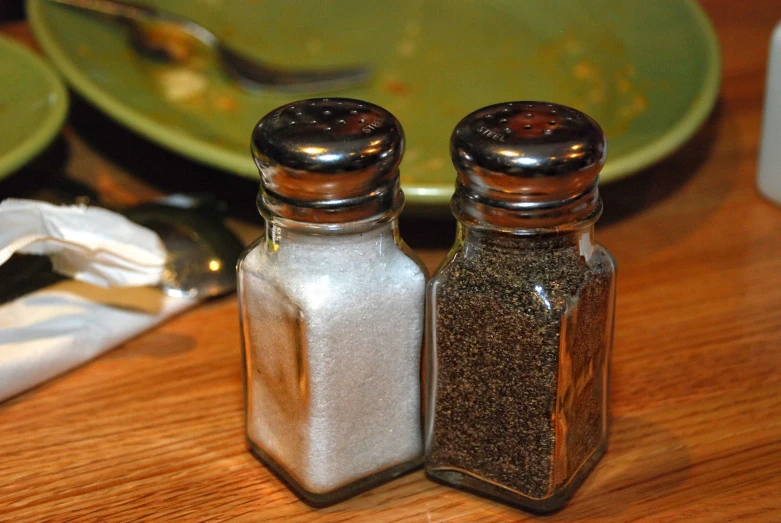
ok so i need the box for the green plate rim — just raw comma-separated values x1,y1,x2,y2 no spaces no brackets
597,0,722,184
27,0,721,205
0,33,69,180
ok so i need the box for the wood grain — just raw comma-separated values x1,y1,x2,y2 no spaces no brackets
3,1,781,520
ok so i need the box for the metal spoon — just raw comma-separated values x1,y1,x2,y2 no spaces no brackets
0,190,243,303
124,194,243,299
46,0,372,93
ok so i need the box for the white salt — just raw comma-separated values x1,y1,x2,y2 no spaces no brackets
239,222,425,494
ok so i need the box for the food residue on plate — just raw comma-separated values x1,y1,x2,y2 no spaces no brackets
384,79,411,96
139,22,200,63
156,68,207,103
396,20,422,58
213,94,238,112
537,31,648,136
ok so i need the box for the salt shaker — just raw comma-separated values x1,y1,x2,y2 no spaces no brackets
238,98,426,506
425,102,616,512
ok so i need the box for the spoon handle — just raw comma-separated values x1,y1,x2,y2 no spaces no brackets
218,46,372,93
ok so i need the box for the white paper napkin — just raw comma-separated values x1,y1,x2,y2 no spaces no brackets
0,199,198,402
0,283,195,401
0,198,166,287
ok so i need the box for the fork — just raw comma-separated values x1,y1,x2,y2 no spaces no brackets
46,0,372,93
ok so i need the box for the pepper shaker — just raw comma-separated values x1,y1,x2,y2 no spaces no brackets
238,98,427,506
425,102,616,512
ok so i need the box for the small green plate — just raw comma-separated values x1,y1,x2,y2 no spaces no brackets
28,0,719,206
0,34,68,180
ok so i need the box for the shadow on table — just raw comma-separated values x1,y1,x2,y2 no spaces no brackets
531,414,692,521
107,330,196,359
599,101,726,229
0,134,75,201
287,414,692,519
65,93,262,222
7,93,724,253
63,92,460,248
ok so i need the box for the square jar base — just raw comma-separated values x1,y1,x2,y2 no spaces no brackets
425,440,607,514
248,440,422,507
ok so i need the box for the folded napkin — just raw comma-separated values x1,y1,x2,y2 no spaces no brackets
0,283,195,401
0,199,166,287
0,199,197,402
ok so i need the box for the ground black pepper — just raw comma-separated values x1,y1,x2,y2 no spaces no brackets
426,100,616,512
427,228,615,506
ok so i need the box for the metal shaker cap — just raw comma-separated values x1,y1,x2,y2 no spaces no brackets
252,98,405,226
450,101,606,230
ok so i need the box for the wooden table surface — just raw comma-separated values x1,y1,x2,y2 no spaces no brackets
3,1,781,520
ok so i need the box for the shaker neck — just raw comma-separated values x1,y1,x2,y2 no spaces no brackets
257,176,405,228
451,179,602,234
256,178,405,235
264,215,400,249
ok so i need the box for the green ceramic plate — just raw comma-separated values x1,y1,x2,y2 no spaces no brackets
0,34,68,180
28,0,720,206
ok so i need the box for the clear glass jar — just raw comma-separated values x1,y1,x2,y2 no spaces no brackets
238,98,426,506
425,102,617,512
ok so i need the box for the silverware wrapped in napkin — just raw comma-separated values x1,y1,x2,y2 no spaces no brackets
0,197,241,402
